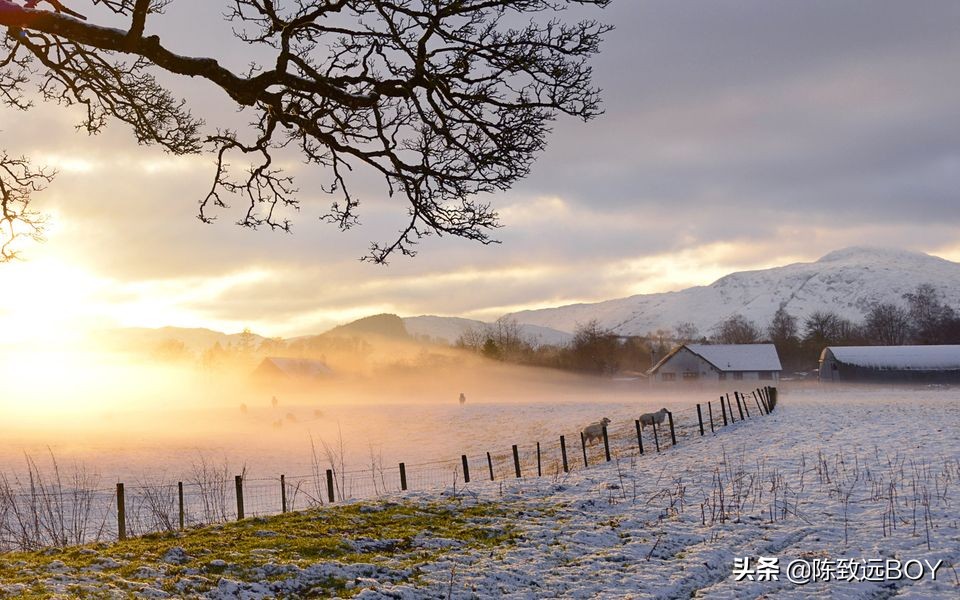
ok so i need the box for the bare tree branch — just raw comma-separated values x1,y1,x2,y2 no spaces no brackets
0,152,52,261
0,0,611,262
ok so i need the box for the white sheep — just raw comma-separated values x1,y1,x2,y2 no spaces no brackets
638,408,669,431
581,417,611,446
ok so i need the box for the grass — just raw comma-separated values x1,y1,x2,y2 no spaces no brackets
0,497,521,598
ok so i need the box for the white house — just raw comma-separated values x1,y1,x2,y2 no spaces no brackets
819,345,960,383
648,344,782,383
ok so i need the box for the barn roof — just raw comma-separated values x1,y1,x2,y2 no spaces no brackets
823,346,960,370
255,357,333,378
649,343,782,374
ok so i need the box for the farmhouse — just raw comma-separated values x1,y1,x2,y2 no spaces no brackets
252,357,333,383
648,344,782,383
819,345,960,383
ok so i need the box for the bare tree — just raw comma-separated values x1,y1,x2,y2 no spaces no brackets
565,319,619,374
672,321,700,344
712,314,761,345
802,310,859,347
0,0,611,262
903,283,956,344
863,302,910,346
0,152,52,261
767,304,797,345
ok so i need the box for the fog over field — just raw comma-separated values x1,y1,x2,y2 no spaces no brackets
0,342,705,483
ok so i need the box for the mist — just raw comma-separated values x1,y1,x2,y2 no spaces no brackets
0,336,712,484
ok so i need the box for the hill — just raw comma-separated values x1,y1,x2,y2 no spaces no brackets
402,315,574,346
505,247,960,336
101,326,266,354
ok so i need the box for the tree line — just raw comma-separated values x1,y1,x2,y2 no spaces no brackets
456,283,960,375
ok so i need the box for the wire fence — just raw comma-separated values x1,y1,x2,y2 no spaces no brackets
0,386,778,553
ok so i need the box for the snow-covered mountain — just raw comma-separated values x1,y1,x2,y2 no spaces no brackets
402,315,574,346
505,247,960,336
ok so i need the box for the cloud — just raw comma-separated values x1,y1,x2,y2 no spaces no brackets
3,1,959,337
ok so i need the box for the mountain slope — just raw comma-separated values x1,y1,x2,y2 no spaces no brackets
506,247,960,336
102,326,266,353
403,315,573,346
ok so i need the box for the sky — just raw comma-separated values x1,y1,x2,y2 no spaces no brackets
2,0,960,342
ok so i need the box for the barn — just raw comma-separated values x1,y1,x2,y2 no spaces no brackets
819,346,960,383
648,344,782,383
252,357,333,383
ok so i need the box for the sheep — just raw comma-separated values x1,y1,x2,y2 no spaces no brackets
581,417,611,446
638,408,669,431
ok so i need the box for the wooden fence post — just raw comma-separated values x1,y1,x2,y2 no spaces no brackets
667,410,677,446
602,426,611,462
708,401,715,433
560,436,569,472
235,475,244,520
738,392,750,418
635,419,644,454
580,431,589,467
461,455,471,483
487,452,495,481
720,396,728,426
399,463,407,491
512,445,522,478
752,391,765,415
326,469,335,503
536,442,542,477
652,421,661,452
280,475,287,513
116,483,126,541
735,392,745,420
696,404,705,436
726,394,736,423
177,481,184,531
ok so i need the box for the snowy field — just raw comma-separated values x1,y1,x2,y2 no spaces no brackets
1,384,958,598
403,384,959,598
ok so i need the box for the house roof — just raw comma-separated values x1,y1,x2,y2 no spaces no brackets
822,346,960,370
255,357,333,378
649,343,782,374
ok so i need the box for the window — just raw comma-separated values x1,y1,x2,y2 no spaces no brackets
682,372,699,381
733,372,744,380
759,371,773,381
661,372,676,382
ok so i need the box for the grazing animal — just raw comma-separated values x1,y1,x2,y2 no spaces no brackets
639,408,669,430
581,417,611,446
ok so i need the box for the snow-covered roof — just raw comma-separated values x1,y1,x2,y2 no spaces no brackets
256,357,332,378
823,346,960,370
686,344,782,372
650,343,782,373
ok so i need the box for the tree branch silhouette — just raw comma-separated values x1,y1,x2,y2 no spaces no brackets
0,0,611,262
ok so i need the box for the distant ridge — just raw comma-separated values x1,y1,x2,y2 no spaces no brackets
505,247,960,336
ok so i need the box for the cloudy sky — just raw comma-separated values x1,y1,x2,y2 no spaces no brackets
2,0,959,341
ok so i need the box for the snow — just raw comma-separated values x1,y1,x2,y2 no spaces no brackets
826,345,960,370
506,247,960,336
684,343,782,372
3,385,958,598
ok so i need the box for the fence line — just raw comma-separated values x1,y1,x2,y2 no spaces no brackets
0,386,778,552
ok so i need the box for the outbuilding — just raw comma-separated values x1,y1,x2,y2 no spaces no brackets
252,357,333,383
819,346,960,382
648,343,782,383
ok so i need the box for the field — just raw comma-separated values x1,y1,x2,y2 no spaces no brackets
1,384,957,598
